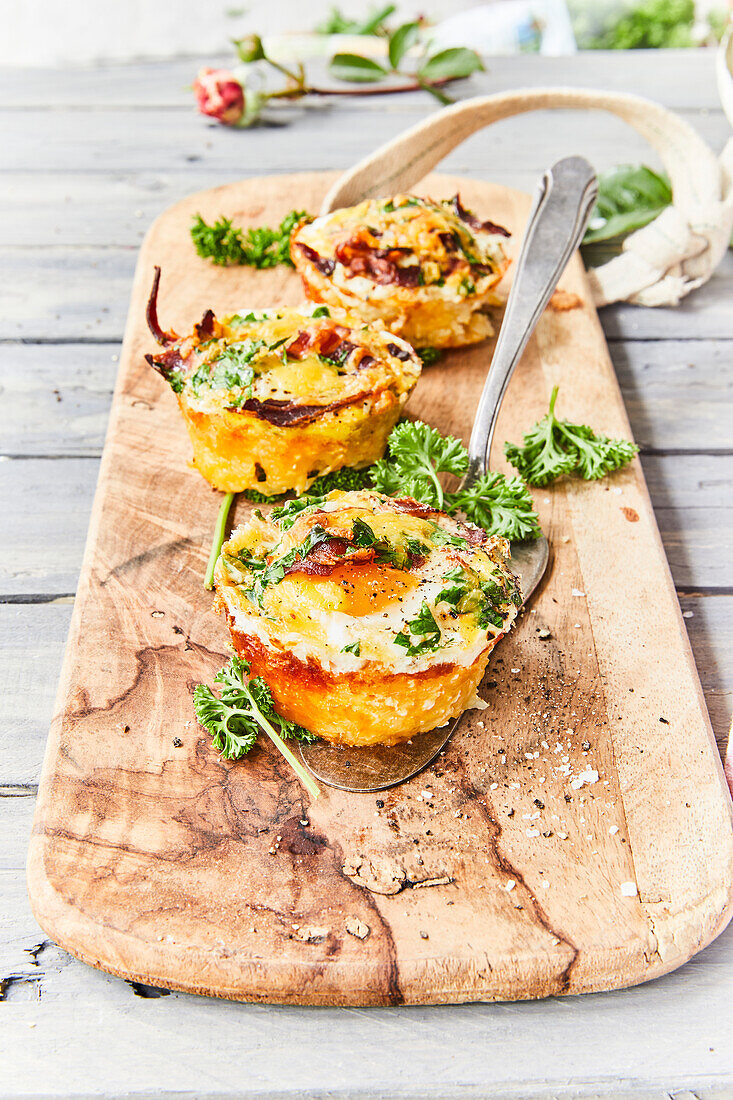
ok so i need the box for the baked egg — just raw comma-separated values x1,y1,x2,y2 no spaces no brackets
291,194,510,349
145,270,421,495
214,489,521,746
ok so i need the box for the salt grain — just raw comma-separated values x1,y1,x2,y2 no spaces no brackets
620,881,638,897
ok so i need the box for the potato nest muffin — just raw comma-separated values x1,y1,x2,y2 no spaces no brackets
145,270,421,495
291,194,511,350
214,489,521,747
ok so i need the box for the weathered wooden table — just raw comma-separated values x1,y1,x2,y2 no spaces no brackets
1,50,731,1099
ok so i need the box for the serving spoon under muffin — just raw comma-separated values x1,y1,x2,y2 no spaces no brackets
301,157,598,791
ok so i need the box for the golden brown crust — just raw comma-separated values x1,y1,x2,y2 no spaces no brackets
227,615,499,747
178,384,402,494
291,195,510,349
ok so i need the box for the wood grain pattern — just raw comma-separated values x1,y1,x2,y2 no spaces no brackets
27,172,733,1006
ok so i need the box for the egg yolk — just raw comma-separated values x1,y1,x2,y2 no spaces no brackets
325,562,419,617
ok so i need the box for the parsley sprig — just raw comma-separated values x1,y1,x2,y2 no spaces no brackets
504,387,639,487
191,210,310,268
371,420,542,541
194,655,320,797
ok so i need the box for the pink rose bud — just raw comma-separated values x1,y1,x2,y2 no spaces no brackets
193,68,245,126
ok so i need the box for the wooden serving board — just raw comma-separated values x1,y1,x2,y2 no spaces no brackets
28,172,733,1006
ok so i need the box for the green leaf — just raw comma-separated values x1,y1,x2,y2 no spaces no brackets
370,419,467,510
417,47,483,82
447,472,541,541
582,165,672,245
388,21,419,69
329,53,389,83
417,347,442,367
393,601,442,656
193,656,320,799
504,386,639,486
316,3,396,36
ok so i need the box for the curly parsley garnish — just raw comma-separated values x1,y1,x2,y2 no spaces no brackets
194,655,319,797
371,420,541,541
504,386,639,486
418,347,442,367
191,210,311,268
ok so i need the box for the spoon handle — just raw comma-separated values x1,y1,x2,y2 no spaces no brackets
465,156,598,483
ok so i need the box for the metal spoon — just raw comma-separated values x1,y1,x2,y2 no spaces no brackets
301,157,598,792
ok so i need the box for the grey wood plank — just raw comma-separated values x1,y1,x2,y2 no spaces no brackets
0,168,549,248
0,51,722,111
1,344,118,457
1,797,732,1098
601,254,733,341
611,339,733,453
5,338,731,459
2,248,136,341
1,595,728,790
4,247,732,343
0,603,73,788
0,455,729,596
639,453,733,592
1,104,728,178
0,458,98,595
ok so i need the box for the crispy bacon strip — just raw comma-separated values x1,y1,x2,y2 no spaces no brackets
296,243,335,276
146,266,178,346
194,310,216,341
389,497,438,518
238,388,373,427
287,323,351,360
284,539,376,578
452,195,510,238
144,344,191,383
333,234,421,288
463,524,488,546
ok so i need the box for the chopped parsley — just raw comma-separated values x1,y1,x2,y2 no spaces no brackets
242,524,333,604
190,339,266,403
167,369,186,394
394,601,442,656
341,641,361,656
191,210,311,268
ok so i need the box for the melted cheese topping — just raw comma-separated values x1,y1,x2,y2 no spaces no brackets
216,489,520,675
171,304,420,415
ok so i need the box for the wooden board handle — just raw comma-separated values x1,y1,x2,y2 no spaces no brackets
321,87,733,309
